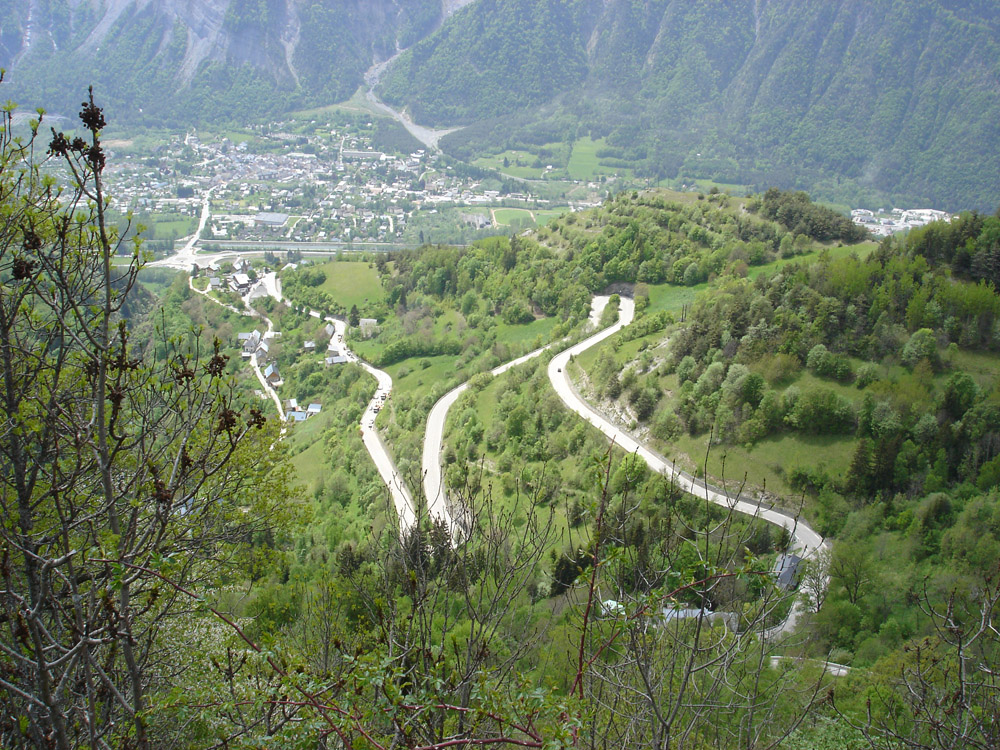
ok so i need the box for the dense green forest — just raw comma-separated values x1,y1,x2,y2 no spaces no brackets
383,0,1000,211
4,78,999,750
545,191,1000,733
269,190,998,748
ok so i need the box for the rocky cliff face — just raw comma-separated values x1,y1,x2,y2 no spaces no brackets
0,0,475,122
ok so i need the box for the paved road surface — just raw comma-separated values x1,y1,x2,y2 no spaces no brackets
546,296,828,636
422,296,617,537
186,275,286,420
151,186,217,270
420,325,592,535
306,312,417,531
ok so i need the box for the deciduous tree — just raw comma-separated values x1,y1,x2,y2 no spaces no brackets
0,90,290,749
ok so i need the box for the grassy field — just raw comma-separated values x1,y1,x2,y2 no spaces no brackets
646,282,709,315
534,209,567,225
473,142,573,179
683,178,752,195
473,150,548,179
746,241,879,280
949,348,1000,389
144,213,198,240
493,208,534,226
315,260,384,308
671,431,857,502
290,427,329,489
567,137,602,180
386,354,465,409
494,316,560,348
567,137,636,180
492,207,569,228
135,268,180,296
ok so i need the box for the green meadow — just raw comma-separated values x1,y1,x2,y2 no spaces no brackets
315,260,384,308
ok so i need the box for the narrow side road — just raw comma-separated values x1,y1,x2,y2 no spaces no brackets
187,275,285,420
422,339,565,534
185,270,418,530
306,311,417,531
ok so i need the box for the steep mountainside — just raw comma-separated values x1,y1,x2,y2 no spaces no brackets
381,0,1000,211
2,0,995,210
0,0,471,123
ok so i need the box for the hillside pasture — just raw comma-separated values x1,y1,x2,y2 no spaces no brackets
315,260,384,308
567,137,635,180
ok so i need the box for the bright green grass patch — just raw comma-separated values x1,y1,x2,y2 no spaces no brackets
791,370,868,402
685,178,752,195
135,268,180,296
747,242,879,280
569,341,602,375
570,324,660,375
473,151,545,179
430,308,464,338
646,281,709,315
286,406,344,489
473,145,571,179
287,406,335,449
493,208,535,226
386,354,464,405
943,349,1000,390
670,431,856,502
533,209,567,226
567,137,635,180
315,260,384,308
298,89,382,118
567,137,603,180
470,370,504,426
290,435,328,489
143,213,198,240
344,336,381,364
494,316,560,348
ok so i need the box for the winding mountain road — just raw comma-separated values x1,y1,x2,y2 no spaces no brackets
195,253,826,636
421,293,827,637
423,297,623,535
547,296,827,636
422,338,576,534
314,314,417,531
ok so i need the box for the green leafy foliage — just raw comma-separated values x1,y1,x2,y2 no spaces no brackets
752,188,868,243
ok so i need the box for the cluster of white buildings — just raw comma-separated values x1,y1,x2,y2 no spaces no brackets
851,207,952,237
103,118,552,247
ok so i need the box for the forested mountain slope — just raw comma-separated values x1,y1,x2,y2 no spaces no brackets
3,1,995,210
382,0,1000,211
0,0,469,123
